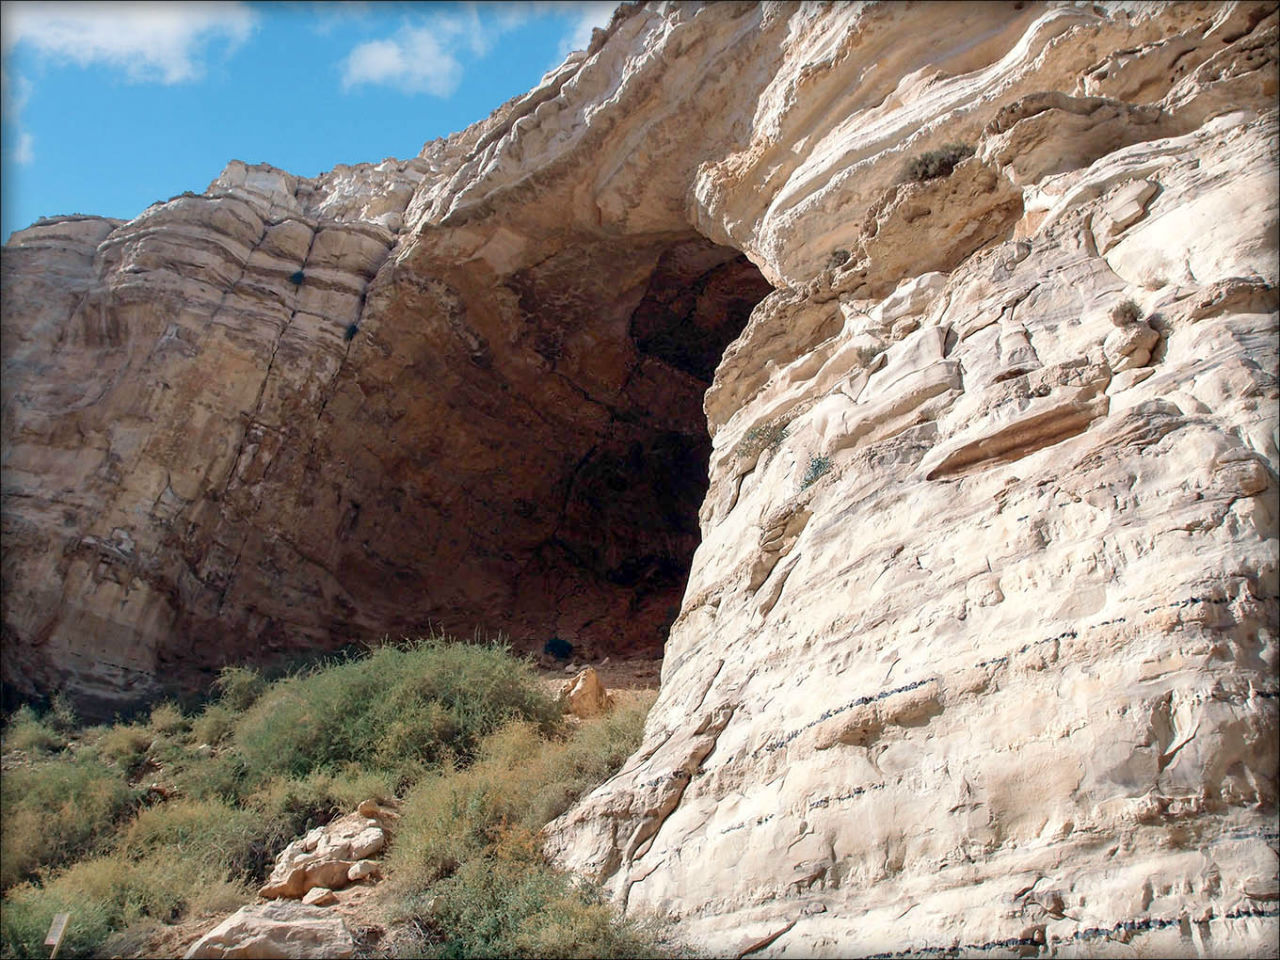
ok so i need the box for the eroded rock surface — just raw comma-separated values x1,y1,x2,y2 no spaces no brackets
2,2,1277,956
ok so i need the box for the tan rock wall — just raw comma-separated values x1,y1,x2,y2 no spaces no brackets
2,2,1276,954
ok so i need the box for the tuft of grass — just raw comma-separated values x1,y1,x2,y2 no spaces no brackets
801,454,833,490
904,142,974,182
1110,298,1142,325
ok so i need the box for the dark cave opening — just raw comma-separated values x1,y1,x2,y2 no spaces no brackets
531,238,773,660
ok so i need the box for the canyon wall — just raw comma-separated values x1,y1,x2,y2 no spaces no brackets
3,2,1277,956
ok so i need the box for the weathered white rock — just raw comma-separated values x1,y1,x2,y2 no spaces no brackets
182,901,354,959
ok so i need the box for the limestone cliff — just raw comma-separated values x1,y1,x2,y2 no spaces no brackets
2,2,1277,956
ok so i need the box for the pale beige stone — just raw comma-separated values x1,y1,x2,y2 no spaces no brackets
182,901,354,959
301,887,337,907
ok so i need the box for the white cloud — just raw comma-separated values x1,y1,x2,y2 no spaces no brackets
3,2,258,84
558,1,617,58
13,130,34,164
341,27,462,97
338,2,619,99
2,66,35,164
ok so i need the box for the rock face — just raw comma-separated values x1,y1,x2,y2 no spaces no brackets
2,1,1277,956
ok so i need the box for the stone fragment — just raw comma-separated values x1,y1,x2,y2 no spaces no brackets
347,859,381,882
302,887,337,907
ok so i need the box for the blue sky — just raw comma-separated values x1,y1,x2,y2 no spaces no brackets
1,1,617,242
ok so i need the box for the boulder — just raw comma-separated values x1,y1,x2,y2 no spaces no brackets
557,667,613,719
182,901,354,959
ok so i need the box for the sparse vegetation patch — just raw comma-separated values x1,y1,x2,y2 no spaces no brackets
1,638,674,959
904,142,975,182
801,454,833,489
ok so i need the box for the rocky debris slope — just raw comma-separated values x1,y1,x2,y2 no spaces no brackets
2,1,1277,956
259,799,397,902
182,799,397,959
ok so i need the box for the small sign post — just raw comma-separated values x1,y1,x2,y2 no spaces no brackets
44,912,69,959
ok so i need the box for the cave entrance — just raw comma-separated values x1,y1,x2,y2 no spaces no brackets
503,235,772,663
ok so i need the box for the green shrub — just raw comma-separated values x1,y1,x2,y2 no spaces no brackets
233,639,558,789
246,767,397,844
0,755,137,888
801,454,833,490
2,704,66,754
121,798,269,879
190,702,236,746
904,142,974,182
1,880,120,960
214,664,266,711
412,848,669,959
390,698,653,899
392,696,670,958
96,723,153,776
1,850,254,959
167,749,247,802
148,701,187,737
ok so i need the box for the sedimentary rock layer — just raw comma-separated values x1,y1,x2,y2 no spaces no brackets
2,2,1277,956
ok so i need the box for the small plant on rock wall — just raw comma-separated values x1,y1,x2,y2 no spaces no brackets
801,454,832,490
904,142,975,182
826,248,851,270
289,270,305,286
1110,298,1142,325
343,323,359,342
735,420,790,462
